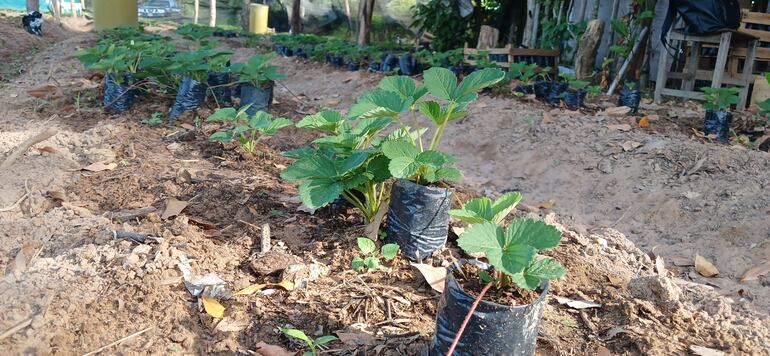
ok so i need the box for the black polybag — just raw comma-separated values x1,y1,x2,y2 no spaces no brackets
428,261,549,356
103,73,135,113
381,54,400,72
294,47,308,58
514,84,534,95
448,66,463,76
386,179,451,262
22,11,43,36
347,61,361,71
703,109,732,141
534,80,550,99
618,87,641,114
169,76,207,119
562,89,586,110
547,82,568,106
369,62,382,72
239,82,273,115
208,72,232,105
399,54,421,76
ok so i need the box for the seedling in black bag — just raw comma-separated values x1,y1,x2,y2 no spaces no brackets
351,237,400,271
449,192,521,226
207,106,291,154
231,53,285,88
280,328,338,356
700,86,739,141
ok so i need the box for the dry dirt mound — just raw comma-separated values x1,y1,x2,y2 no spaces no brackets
0,29,769,356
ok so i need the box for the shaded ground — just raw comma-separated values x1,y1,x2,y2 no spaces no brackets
0,26,768,356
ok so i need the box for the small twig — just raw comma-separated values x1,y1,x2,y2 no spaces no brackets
81,327,153,356
446,282,494,356
0,179,30,212
1,127,58,169
0,317,33,341
274,80,307,104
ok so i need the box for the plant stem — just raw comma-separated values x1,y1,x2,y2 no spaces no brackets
410,108,423,151
445,281,494,356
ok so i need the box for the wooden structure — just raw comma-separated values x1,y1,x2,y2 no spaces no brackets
654,29,758,108
462,26,559,70
738,10,770,105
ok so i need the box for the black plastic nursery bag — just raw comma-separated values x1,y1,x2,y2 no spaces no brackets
386,179,451,262
103,74,135,113
208,72,232,105
618,87,642,114
169,76,207,119
703,110,732,142
239,83,273,115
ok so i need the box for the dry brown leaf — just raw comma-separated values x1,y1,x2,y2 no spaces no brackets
326,99,340,105
275,279,295,291
638,116,651,128
61,202,93,216
597,346,614,356
689,345,726,356
201,297,224,318
161,198,188,220
621,141,642,152
740,261,770,282
234,283,268,296
537,200,554,209
607,124,632,132
27,84,63,98
670,255,694,267
602,106,631,117
364,201,388,241
81,162,117,172
607,275,624,286
694,254,719,277
273,163,287,170
187,217,218,230
10,243,35,279
451,226,465,236
215,317,250,332
654,256,666,276
411,263,446,293
37,146,56,153
255,341,294,356
337,331,377,346
47,190,66,201
180,123,196,130
542,112,554,124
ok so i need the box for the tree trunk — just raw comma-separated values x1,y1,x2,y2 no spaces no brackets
52,0,61,22
575,19,605,80
357,0,374,45
291,0,301,34
530,2,540,47
194,0,199,24
26,0,39,12
591,0,600,19
343,0,352,31
209,0,216,27
242,0,250,31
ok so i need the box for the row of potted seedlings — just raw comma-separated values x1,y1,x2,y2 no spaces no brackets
276,67,567,354
77,27,280,120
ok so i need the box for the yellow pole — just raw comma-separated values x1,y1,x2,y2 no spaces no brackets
93,0,138,31
249,4,269,34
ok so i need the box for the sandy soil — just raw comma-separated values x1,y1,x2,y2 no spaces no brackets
0,24,769,356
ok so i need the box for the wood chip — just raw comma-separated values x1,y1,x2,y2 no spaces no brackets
554,296,602,309
694,254,719,277
82,162,117,172
670,255,694,267
601,106,631,117
740,260,770,282
161,198,188,219
690,345,726,356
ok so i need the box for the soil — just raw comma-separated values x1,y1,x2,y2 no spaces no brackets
454,263,540,306
0,24,769,356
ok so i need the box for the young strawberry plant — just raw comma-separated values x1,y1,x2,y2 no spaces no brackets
207,106,291,154
449,192,522,226
700,86,740,141
280,328,338,356
351,237,400,271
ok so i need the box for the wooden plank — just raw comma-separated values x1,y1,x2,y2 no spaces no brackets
654,35,670,104
751,75,770,107
736,28,769,42
661,88,706,100
666,70,746,86
509,48,559,56
711,32,731,89
730,46,770,60
738,39,758,108
476,25,499,49
742,11,770,26
682,42,700,91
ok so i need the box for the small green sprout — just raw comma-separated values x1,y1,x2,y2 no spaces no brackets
280,328,338,356
351,237,400,271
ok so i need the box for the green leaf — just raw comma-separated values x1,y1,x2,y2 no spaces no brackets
514,257,567,290
379,76,417,99
261,118,292,135
452,197,493,224
297,111,346,134
435,167,462,181
423,67,457,101
504,219,562,251
209,131,233,142
351,256,365,271
281,155,338,181
298,179,343,209
418,101,443,125
348,89,411,119
364,256,379,269
380,244,400,260
366,154,392,183
381,140,419,160
280,328,312,344
457,222,537,275
416,150,448,168
206,108,237,122
448,209,487,225
491,192,522,224
282,147,316,159
357,237,377,255
350,117,393,137
452,67,505,100
479,271,494,283
338,152,369,174
314,335,338,346
388,157,420,179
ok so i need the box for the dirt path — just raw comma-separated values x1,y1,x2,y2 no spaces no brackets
273,57,770,314
0,27,769,355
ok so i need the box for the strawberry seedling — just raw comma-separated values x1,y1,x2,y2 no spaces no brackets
351,237,400,271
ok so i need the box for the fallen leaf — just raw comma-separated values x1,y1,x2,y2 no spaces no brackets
607,124,632,132
81,162,117,172
180,123,196,130
602,106,631,117
27,84,62,98
215,317,249,332
275,279,295,291
9,243,35,279
670,255,694,267
537,200,554,209
161,198,188,219
234,283,268,296
411,263,446,293
47,190,66,201
638,116,651,128
273,163,286,170
255,341,294,356
201,296,224,318
451,226,465,236
37,146,56,153
61,202,93,216
607,275,624,285
621,141,642,152
542,112,553,123
326,99,340,105
740,261,770,282
554,296,602,309
364,201,388,241
597,346,614,356
601,326,628,341
654,256,666,276
336,331,377,346
689,345,726,356
695,254,719,277
188,217,218,230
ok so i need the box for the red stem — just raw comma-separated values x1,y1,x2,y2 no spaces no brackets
445,282,494,356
